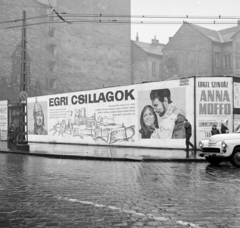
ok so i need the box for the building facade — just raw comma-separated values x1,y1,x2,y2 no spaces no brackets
162,22,240,80
0,0,131,103
131,35,165,84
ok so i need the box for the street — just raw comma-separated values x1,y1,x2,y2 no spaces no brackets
0,153,240,228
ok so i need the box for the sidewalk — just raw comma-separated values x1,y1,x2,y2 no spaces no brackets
0,141,205,162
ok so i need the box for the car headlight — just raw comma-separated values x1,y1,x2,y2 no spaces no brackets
199,141,203,148
221,141,227,148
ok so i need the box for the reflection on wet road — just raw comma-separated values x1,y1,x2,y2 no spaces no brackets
0,154,239,227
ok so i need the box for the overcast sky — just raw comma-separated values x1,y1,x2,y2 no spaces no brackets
131,0,240,44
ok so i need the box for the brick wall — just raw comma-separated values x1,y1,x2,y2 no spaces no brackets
131,42,147,83
131,42,163,84
232,33,240,76
162,24,213,80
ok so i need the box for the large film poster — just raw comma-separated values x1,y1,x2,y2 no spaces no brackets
234,82,240,108
28,79,195,149
137,78,194,148
233,82,240,132
196,77,232,144
0,100,8,140
28,86,137,146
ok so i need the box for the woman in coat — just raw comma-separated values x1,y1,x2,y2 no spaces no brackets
221,119,229,134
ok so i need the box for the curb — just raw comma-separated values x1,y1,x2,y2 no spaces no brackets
0,150,207,162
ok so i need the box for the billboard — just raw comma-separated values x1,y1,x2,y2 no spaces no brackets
137,78,194,148
233,80,240,132
196,77,232,143
28,78,195,149
28,87,137,145
0,100,8,140
234,82,240,108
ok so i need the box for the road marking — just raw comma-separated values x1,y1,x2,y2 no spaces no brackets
55,195,200,228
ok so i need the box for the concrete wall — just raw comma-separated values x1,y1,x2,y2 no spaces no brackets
0,0,131,102
0,0,48,101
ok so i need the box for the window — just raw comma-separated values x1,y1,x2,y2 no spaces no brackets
223,54,231,68
159,63,162,78
46,78,57,90
48,26,56,37
48,61,56,72
237,42,240,69
49,44,56,55
215,52,220,67
152,61,156,77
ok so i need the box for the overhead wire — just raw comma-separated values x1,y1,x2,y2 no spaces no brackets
2,4,238,91
0,11,240,28
1,20,61,30
47,0,71,24
0,3,48,8
0,14,50,25
1,19,239,31
0,6,239,67
1,0,240,19
54,13,240,20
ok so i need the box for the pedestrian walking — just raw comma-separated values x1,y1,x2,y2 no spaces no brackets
221,119,229,134
8,122,15,147
184,119,195,157
14,126,19,144
211,124,220,136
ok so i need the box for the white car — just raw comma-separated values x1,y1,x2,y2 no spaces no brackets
199,133,240,167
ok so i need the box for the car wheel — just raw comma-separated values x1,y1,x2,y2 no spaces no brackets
230,150,240,167
205,157,223,166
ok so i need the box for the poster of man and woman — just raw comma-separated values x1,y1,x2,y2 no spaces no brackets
138,87,187,140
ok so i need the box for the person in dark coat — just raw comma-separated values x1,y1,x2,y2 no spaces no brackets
8,122,16,145
211,124,220,136
184,119,194,156
221,119,229,134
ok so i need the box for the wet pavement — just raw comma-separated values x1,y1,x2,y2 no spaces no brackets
0,153,239,228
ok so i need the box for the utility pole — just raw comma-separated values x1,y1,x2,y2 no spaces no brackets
17,10,30,151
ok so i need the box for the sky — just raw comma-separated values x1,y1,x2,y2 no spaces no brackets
131,0,240,44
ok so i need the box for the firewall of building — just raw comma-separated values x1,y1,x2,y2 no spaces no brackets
0,0,131,103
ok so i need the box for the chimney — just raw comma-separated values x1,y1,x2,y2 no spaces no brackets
151,35,159,45
238,20,240,26
136,33,139,42
169,37,172,42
